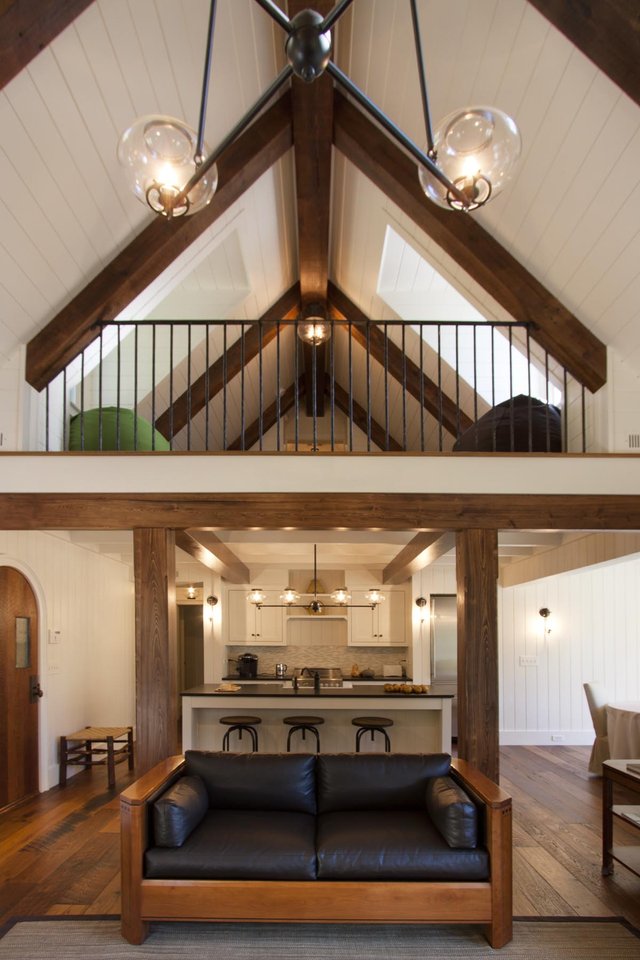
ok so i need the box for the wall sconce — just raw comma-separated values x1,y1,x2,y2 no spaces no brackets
186,585,197,600
415,597,428,609
539,607,552,635
206,595,218,622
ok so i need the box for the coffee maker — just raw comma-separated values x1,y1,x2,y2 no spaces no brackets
237,653,258,679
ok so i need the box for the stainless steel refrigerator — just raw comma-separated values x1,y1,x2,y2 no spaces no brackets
429,594,458,738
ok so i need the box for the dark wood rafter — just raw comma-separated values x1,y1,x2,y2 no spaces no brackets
227,377,305,451
154,285,301,441
326,375,404,451
332,90,607,394
383,531,456,584
527,0,640,108
25,92,294,392
0,0,95,91
2,491,640,531
328,282,473,438
288,0,334,418
287,0,334,303
174,530,249,583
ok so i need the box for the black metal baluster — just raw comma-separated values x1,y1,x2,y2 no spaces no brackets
402,324,407,451
98,330,103,450
187,324,192,451
205,323,210,451
582,384,586,452
223,324,228,450
276,322,281,452
455,325,460,441
312,330,318,452
151,324,157,451
563,369,568,452
348,322,353,451
134,326,139,451
419,324,425,452
330,322,335,450
472,325,478,449
62,368,67,452
80,351,85,451
545,351,551,452
384,322,389,450
526,328,532,451
294,320,299,451
259,319,264,451
366,322,371,451
240,323,245,451
45,384,50,452
508,326,514,451
116,325,121,451
169,325,174,450
490,327,496,451
437,324,443,452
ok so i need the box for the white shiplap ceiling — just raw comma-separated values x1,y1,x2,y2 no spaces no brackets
1,0,639,378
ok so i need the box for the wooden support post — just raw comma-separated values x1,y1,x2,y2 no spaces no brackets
133,529,178,774
456,529,499,782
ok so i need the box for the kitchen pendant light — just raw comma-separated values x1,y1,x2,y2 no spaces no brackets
247,544,384,610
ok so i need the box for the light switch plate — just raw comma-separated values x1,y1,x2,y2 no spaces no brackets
519,655,538,666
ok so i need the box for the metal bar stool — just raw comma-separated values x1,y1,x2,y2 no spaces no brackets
283,715,324,753
352,716,393,753
220,715,261,752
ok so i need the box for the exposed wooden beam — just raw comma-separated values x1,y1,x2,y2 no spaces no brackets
383,531,456,584
3,492,640,531
134,528,178,773
0,0,94,91
528,0,640,108
327,375,404,452
288,0,334,302
227,377,304,451
456,528,499,781
333,91,607,394
175,530,249,583
328,282,473,437
154,285,300,441
26,92,294,392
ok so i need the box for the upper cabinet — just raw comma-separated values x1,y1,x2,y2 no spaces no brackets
225,589,285,646
348,590,406,646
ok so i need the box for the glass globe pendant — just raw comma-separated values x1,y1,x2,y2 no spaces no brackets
419,107,521,211
117,115,218,218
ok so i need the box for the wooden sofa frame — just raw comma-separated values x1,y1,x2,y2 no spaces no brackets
120,755,513,948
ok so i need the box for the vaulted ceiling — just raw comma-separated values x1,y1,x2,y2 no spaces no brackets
2,0,639,399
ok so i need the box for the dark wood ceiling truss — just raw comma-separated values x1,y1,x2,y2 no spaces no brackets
154,284,301,441
26,92,294,392
332,90,607,394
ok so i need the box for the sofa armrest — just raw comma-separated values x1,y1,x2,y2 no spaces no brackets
153,775,208,847
120,755,186,944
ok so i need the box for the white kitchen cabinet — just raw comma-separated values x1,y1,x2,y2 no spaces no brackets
226,589,285,646
348,590,406,646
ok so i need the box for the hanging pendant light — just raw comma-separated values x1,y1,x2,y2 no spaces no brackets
418,107,521,211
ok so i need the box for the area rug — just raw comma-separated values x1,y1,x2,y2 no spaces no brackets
1,917,639,959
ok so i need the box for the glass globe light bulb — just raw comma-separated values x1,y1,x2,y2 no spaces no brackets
297,319,330,345
280,587,301,605
330,587,351,605
418,107,521,211
117,115,218,218
247,587,266,605
365,587,384,607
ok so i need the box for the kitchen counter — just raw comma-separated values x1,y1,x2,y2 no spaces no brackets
181,684,452,754
222,675,411,683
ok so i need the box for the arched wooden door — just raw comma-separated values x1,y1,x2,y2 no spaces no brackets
0,567,40,810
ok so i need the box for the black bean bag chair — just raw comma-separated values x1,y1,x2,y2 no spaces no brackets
453,394,562,452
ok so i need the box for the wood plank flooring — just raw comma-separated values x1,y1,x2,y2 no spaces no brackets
1,746,639,928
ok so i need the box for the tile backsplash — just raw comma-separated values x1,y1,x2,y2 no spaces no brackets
227,644,409,678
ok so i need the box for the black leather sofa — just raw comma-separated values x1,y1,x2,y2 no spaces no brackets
121,751,512,947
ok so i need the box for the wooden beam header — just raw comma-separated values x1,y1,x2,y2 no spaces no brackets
383,531,456,584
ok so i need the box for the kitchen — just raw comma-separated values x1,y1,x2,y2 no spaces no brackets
180,539,456,754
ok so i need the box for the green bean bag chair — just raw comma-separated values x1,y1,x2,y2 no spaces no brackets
68,407,170,451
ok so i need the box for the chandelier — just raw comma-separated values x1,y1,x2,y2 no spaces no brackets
247,545,385,612
118,0,521,219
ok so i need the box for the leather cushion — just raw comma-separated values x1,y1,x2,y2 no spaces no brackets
316,810,489,881
145,809,317,880
425,775,478,848
153,775,209,848
184,751,317,814
317,753,451,812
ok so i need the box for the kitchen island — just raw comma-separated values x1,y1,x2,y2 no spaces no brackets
181,683,453,754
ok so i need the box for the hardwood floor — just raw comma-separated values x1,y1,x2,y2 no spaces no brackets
1,746,639,929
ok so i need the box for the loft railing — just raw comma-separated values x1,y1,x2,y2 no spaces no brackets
42,318,589,453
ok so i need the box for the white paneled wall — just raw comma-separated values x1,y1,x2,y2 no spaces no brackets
0,531,134,789
499,553,640,744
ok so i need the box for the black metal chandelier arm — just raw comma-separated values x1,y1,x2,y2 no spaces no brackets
320,0,357,34
196,0,219,162
178,63,294,204
252,0,291,32
326,60,470,208
409,0,434,156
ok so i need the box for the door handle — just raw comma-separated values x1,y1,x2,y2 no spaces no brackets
30,677,44,702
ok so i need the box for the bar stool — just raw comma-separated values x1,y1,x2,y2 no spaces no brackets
283,715,324,753
220,715,261,752
352,716,393,753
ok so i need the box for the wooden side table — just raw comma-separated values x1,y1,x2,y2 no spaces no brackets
602,759,640,877
59,725,134,789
